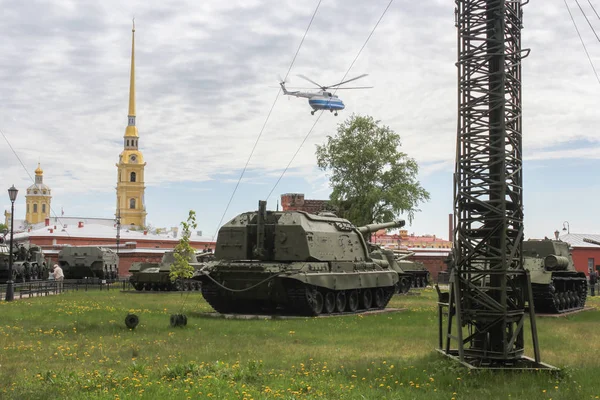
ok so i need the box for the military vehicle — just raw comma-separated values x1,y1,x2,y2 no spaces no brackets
393,250,430,288
128,250,214,291
195,201,403,316
368,246,413,294
523,239,587,313
0,243,49,283
58,246,119,280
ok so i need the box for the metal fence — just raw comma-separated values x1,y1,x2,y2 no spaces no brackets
0,278,130,300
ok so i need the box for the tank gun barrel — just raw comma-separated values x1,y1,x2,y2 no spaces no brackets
583,238,600,247
357,220,405,234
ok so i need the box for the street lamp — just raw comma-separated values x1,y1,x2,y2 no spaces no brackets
562,221,570,235
5,185,18,302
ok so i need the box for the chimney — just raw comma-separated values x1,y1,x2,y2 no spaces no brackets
78,221,84,228
143,230,147,235
54,225,57,229
28,228,31,232
49,228,53,233
448,213,453,242
45,218,50,227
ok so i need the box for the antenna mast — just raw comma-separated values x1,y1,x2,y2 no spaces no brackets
440,0,553,369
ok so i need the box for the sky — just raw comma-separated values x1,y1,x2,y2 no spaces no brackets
1,0,600,241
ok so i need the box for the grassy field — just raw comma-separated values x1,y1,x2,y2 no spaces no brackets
0,288,599,399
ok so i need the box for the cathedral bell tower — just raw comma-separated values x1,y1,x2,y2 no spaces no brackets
116,21,147,227
25,163,52,224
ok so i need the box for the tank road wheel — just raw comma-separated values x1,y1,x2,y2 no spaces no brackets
133,283,144,291
347,291,359,312
324,292,336,314
306,289,324,316
335,291,347,313
361,290,373,309
400,278,411,294
374,288,386,309
175,279,184,291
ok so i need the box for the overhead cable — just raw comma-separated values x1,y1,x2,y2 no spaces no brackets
265,0,395,200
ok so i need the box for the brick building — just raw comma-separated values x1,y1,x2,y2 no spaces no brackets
558,233,600,277
10,217,215,276
280,193,329,214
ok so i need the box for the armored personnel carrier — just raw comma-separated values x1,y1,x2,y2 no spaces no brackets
129,250,213,291
523,239,587,313
0,243,49,283
58,246,119,280
196,201,403,316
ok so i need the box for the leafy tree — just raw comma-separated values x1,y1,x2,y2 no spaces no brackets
316,114,430,227
169,210,198,282
0,223,8,233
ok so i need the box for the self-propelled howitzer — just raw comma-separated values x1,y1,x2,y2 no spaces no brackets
196,201,403,316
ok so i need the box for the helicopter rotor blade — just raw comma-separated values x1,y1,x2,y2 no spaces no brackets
327,74,369,89
297,74,324,89
330,86,373,90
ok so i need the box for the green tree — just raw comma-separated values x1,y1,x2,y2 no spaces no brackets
169,210,198,282
316,114,430,227
0,223,7,233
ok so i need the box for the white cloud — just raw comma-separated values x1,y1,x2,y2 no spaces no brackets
1,0,599,238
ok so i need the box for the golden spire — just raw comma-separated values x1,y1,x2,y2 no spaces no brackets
128,19,136,117
35,162,43,176
124,19,139,138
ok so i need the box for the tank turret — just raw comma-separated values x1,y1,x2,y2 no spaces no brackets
199,201,400,316
523,239,587,313
129,250,211,291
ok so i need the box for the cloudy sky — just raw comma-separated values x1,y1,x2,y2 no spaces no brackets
1,0,600,240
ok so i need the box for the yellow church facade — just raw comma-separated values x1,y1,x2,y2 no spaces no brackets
116,23,147,227
25,164,52,224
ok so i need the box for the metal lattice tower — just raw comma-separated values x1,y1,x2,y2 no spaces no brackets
440,0,552,369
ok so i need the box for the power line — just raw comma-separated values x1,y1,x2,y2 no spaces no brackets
265,0,395,200
575,0,600,42
210,0,323,242
588,0,600,21
564,0,600,84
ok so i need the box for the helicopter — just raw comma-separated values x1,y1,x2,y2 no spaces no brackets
279,74,372,116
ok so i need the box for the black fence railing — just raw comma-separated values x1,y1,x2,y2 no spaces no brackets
0,278,130,300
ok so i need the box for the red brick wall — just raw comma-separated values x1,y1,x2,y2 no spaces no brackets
407,255,447,281
571,248,600,276
281,194,328,214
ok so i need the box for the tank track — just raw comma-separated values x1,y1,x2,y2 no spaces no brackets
132,279,201,292
201,279,396,316
532,275,587,314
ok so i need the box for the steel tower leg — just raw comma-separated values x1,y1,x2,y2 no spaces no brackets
438,0,555,369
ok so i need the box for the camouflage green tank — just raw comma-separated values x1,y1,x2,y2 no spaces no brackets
368,246,413,294
523,239,587,313
58,246,119,280
196,201,403,316
129,250,213,291
393,250,430,288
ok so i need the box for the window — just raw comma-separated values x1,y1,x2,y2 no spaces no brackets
127,139,130,146
27,204,29,213
130,198,136,209
42,204,46,213
33,203,38,213
130,172,136,182
588,258,595,271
